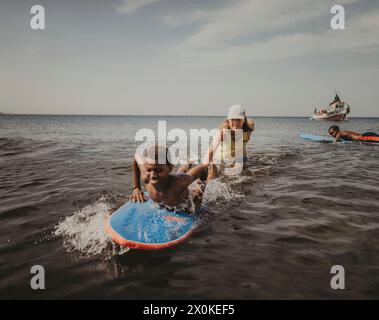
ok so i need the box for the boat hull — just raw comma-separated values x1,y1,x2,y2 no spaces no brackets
311,113,347,121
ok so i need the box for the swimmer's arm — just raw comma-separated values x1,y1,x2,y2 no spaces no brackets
334,133,343,143
177,165,208,188
132,158,141,189
202,130,222,164
131,158,146,202
247,119,254,132
187,164,208,181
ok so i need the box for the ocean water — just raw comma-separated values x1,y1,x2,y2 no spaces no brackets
0,114,379,299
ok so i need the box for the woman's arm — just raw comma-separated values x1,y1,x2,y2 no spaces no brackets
202,129,222,164
247,119,254,131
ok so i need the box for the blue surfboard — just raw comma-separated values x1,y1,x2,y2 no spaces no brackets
105,196,203,250
300,133,350,144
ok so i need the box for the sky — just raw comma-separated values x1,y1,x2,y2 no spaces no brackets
0,0,378,117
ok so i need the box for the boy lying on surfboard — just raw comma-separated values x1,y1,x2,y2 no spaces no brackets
328,126,379,143
131,145,214,213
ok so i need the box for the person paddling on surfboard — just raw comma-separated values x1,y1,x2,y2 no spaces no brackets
131,145,211,213
328,125,379,143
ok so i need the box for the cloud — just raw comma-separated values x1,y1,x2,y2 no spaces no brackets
166,0,378,68
177,0,358,50
116,0,159,14
161,10,215,27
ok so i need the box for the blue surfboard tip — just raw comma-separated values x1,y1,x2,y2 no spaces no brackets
105,198,202,250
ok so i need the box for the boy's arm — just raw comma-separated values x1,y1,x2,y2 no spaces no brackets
177,165,208,189
131,158,146,202
335,132,343,142
187,164,208,181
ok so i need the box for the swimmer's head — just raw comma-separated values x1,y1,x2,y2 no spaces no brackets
141,145,173,184
227,105,245,130
142,144,173,165
328,125,340,137
222,104,254,133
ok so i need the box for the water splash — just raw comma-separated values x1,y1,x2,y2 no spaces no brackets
203,177,244,205
55,196,129,258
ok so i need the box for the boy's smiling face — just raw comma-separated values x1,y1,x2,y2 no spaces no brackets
143,163,172,185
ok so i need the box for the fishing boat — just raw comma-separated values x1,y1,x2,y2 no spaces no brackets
311,94,350,121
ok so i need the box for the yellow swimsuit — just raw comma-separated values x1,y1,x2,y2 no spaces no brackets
214,130,251,164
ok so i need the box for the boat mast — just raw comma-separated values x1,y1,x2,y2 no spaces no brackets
334,85,340,98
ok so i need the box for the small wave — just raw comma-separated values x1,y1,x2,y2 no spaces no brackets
54,196,129,258
0,205,38,220
0,137,56,157
250,151,300,165
275,236,319,244
199,152,295,210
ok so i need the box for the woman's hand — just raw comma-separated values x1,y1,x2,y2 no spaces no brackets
131,187,146,202
207,162,217,180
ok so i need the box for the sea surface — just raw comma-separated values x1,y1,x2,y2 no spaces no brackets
1,115,379,299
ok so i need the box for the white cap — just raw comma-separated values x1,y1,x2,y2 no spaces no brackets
227,104,245,120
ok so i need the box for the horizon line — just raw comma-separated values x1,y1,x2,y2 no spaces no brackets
1,113,379,118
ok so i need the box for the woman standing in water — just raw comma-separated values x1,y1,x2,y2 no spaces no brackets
204,104,254,178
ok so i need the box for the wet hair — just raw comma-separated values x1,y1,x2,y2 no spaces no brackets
328,125,340,132
143,144,173,166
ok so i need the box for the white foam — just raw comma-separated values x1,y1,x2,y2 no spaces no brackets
203,178,244,204
55,196,129,258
